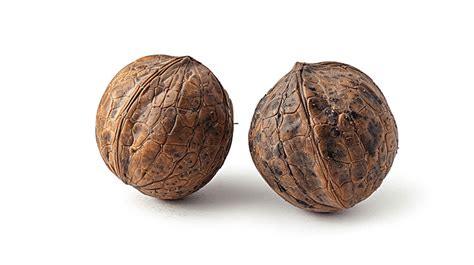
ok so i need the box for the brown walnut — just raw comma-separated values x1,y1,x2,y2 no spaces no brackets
249,62,398,212
96,55,233,199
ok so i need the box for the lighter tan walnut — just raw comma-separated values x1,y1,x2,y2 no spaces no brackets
96,55,233,199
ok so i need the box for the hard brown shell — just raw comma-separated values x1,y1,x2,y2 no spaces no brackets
96,55,233,199
249,62,398,212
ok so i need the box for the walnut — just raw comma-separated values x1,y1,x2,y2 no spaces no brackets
249,62,398,212
96,55,233,199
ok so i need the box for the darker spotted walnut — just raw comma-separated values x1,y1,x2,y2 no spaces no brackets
249,62,398,212
96,55,233,199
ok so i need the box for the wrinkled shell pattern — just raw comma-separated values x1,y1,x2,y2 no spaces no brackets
249,62,398,212
96,55,233,199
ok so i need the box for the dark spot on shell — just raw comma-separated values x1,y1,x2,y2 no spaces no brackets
295,198,311,208
203,118,213,129
325,139,345,161
273,167,283,177
329,127,340,137
265,99,281,116
275,142,285,159
309,96,329,112
276,112,282,124
361,86,383,105
282,114,301,135
348,111,360,120
368,120,382,137
351,79,361,87
327,148,344,160
372,163,381,175
325,109,339,125
262,160,271,171
352,163,367,181
359,120,382,155
276,182,287,192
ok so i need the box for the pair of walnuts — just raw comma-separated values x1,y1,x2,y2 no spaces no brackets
96,54,398,212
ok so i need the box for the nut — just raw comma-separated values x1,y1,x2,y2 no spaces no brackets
249,62,398,212
96,55,233,199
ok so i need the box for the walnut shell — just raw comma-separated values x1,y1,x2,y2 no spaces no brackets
96,55,233,199
249,62,398,212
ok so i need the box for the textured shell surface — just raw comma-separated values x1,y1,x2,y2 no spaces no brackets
96,55,233,199
249,62,398,212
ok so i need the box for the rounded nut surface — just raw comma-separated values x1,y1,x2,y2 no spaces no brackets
249,62,398,212
96,55,233,199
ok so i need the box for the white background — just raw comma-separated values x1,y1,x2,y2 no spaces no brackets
1,0,473,264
